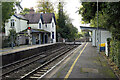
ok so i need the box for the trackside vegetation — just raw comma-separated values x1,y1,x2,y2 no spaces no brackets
79,2,120,68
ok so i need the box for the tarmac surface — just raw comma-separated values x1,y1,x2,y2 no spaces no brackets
44,42,118,80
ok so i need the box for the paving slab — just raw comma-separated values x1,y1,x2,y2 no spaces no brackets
44,42,118,80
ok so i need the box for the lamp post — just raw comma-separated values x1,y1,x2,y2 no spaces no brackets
97,0,99,53
0,1,2,50
0,1,2,33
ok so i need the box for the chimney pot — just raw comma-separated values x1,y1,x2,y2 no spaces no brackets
29,7,35,14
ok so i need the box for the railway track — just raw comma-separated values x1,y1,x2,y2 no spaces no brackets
2,45,64,76
20,45,78,80
2,44,79,80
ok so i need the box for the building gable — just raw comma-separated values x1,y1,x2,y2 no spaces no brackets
14,14,28,21
41,13,56,25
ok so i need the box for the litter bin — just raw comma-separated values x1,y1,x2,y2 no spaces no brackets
100,43,105,52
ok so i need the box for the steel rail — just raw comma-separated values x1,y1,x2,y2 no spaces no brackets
1,46,65,77
1,45,64,69
20,46,77,80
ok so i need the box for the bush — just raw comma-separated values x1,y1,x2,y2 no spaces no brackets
110,38,120,68
107,38,111,57
2,29,17,48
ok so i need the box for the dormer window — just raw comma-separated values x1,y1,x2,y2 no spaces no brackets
39,23,41,29
11,19,15,28
45,24,47,28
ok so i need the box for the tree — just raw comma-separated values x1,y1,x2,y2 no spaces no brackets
8,29,17,45
2,29,17,48
2,2,15,32
77,32,84,39
20,8,30,15
57,2,78,41
79,2,120,68
37,0,54,13
79,2,107,23
79,2,120,40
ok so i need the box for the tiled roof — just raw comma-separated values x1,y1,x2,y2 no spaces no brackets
41,13,56,24
24,13,41,24
24,13,56,24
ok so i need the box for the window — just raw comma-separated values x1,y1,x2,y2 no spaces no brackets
52,23,54,27
52,32,54,39
39,23,41,29
11,19,15,28
45,24,47,28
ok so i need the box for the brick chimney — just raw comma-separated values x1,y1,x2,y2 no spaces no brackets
29,7,35,14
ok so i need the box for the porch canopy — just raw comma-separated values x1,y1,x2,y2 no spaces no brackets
18,28,51,44
19,28,50,34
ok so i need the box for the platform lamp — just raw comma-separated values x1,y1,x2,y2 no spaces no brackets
97,0,99,53
0,2,2,49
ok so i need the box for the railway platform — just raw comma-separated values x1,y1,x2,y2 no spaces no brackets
44,42,118,79
0,43,56,55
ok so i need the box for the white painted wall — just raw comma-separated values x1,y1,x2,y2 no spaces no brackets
27,17,56,43
40,17,56,43
20,19,28,31
51,17,56,43
29,24,39,29
14,4,22,14
92,29,111,47
19,35,26,44
43,23,51,32
101,30,112,43
5,15,56,44
92,30,96,46
5,15,28,36
105,41,108,56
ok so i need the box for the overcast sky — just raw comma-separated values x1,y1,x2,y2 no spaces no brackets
21,0,89,32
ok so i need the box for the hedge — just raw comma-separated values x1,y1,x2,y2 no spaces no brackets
110,38,120,68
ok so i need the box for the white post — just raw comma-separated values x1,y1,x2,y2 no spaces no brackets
28,29,32,45
105,41,108,56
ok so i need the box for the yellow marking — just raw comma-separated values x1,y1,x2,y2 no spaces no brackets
64,42,88,80
99,43,105,47
63,43,85,64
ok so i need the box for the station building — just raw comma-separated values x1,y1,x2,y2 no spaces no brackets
5,8,56,45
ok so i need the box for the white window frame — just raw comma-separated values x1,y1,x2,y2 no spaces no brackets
10,19,15,28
